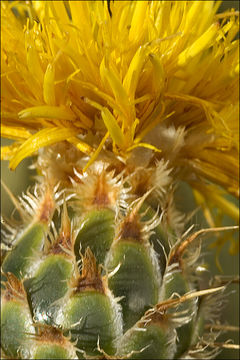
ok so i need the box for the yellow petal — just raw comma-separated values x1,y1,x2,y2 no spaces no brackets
1,124,31,140
192,182,239,221
18,106,76,121
178,23,219,66
9,127,78,170
123,46,146,99
101,60,132,122
129,1,148,42
1,143,21,161
149,53,165,96
101,108,125,147
43,64,56,106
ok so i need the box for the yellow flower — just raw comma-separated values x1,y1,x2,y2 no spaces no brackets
1,1,239,225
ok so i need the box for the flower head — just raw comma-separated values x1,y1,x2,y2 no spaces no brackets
1,1,239,226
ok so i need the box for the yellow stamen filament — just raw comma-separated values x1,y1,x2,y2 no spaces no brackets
127,142,161,153
68,137,93,155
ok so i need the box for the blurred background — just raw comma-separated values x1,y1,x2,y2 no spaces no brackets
1,1,239,359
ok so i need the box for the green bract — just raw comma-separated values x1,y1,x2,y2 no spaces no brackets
1,160,232,359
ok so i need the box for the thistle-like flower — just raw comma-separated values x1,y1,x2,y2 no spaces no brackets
1,1,239,212
1,2,239,359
